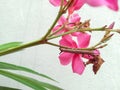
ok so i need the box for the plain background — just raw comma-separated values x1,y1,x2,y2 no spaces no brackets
0,0,120,90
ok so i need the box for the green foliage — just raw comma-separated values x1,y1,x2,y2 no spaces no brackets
0,42,22,51
0,41,63,90
0,62,62,90
0,62,57,82
0,70,62,90
0,86,20,90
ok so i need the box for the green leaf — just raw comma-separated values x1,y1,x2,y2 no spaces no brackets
0,62,57,82
0,70,63,90
0,42,22,51
0,86,20,90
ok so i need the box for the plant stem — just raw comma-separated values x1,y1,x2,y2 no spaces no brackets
48,25,65,37
60,48,95,54
0,38,45,56
46,42,69,49
43,0,64,39
1,24,119,56
47,29,77,40
46,41,96,53
0,0,65,56
43,13,62,38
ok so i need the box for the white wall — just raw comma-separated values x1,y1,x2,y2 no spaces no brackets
0,0,120,90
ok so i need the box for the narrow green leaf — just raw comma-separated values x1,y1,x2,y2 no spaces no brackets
0,86,20,90
0,42,22,51
0,62,57,82
0,70,63,90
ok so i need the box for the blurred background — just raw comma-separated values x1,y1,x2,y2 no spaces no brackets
0,0,120,90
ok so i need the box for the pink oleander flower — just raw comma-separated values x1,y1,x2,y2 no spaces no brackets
49,0,84,14
49,0,118,14
52,13,81,34
59,33,91,75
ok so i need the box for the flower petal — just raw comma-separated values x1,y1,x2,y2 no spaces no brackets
93,50,100,55
59,35,77,48
77,32,91,48
72,55,85,75
59,52,73,65
58,16,66,25
49,0,61,6
52,25,61,32
68,0,85,14
86,0,105,6
72,0,85,10
49,0,68,7
86,0,119,11
106,0,118,11
69,13,81,24
52,25,67,35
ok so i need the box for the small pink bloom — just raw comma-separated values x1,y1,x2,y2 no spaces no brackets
52,13,81,35
52,16,67,34
59,33,91,75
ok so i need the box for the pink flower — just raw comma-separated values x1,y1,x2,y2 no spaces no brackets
49,0,119,13
49,0,84,14
52,13,81,34
59,33,91,75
